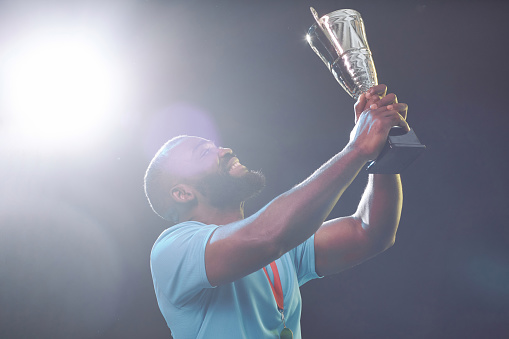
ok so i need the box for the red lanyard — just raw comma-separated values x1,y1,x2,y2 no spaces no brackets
263,261,284,311
264,261,294,339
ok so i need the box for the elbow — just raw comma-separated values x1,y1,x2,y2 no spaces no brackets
377,234,396,254
366,233,396,258
359,218,398,255
384,236,396,251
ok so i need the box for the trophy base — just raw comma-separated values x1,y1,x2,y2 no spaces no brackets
366,128,426,174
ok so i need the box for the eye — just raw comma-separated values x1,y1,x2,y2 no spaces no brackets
200,146,212,158
199,142,217,159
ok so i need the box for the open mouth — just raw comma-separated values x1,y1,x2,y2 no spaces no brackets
226,157,247,176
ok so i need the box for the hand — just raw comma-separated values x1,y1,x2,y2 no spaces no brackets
349,85,410,161
354,84,388,121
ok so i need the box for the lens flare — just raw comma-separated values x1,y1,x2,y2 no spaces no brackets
2,27,128,150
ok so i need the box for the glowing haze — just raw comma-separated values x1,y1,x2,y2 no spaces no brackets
2,26,129,150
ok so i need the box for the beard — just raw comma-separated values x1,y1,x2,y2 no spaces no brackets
196,162,266,209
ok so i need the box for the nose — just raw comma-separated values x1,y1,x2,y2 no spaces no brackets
218,147,233,158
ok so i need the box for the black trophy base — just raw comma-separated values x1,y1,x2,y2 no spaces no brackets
366,128,426,174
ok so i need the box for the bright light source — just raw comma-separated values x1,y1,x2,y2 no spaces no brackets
2,27,128,150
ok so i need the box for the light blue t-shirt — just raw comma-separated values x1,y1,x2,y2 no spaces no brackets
150,221,320,339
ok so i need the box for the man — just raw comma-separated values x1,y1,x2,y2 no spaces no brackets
145,84,409,338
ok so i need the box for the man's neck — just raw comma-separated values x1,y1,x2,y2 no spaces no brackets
190,203,244,225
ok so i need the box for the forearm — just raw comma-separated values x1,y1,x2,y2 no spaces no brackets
253,144,368,254
354,173,403,248
206,143,373,285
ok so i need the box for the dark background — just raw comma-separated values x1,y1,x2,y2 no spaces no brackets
1,0,508,338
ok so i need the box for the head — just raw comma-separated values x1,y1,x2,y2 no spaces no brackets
144,135,265,224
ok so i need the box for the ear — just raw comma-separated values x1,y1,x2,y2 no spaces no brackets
170,184,196,203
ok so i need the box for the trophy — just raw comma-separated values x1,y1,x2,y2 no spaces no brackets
306,8,426,174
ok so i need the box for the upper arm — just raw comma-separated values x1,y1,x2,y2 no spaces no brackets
314,216,391,276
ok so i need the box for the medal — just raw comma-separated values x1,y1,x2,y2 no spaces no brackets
279,308,293,339
280,327,293,339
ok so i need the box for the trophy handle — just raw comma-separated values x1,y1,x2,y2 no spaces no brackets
310,7,320,23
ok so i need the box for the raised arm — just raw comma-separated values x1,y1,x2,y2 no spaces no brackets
314,88,407,276
205,85,409,286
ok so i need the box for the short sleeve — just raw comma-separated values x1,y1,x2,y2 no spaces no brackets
288,234,322,286
150,222,219,306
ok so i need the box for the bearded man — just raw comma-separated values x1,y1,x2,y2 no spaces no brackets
145,85,409,339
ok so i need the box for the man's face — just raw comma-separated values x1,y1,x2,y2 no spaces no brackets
172,136,265,208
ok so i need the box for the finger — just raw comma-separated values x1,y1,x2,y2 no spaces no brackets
386,103,408,120
358,92,381,119
362,89,382,113
383,110,410,132
395,114,410,132
354,93,367,121
367,84,387,97
369,104,390,115
374,93,398,108
365,92,380,108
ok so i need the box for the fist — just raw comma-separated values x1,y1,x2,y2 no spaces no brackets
349,85,410,161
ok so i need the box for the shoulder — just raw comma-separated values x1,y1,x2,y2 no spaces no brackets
150,221,219,306
153,221,216,243
151,221,219,258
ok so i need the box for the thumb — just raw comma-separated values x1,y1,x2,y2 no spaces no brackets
354,93,367,122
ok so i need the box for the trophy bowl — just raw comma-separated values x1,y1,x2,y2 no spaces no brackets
306,7,426,174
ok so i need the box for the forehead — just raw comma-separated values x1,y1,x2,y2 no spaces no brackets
173,136,211,157
166,136,214,178
169,136,212,164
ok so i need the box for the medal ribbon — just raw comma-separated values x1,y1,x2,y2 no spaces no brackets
263,261,284,311
263,262,293,339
